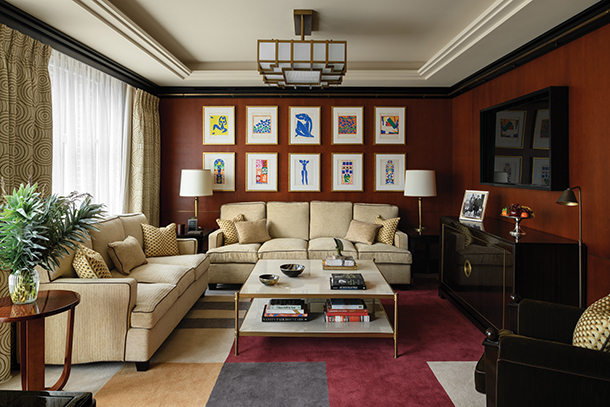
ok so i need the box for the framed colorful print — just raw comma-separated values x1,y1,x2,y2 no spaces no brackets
533,109,550,149
494,155,522,184
332,107,363,144
532,157,551,186
203,106,235,145
332,153,363,192
289,153,320,192
374,153,406,191
246,106,278,145
289,106,321,145
374,107,405,144
203,152,235,191
495,110,525,148
459,190,489,222
245,153,278,192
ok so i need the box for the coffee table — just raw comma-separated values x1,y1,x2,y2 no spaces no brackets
234,259,398,357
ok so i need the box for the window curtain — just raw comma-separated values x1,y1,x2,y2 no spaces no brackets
0,24,52,383
129,89,160,226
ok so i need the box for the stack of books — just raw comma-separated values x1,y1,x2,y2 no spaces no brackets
329,273,366,290
323,256,357,269
261,299,309,322
324,298,370,322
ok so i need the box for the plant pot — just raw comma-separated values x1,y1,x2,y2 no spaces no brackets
9,269,40,305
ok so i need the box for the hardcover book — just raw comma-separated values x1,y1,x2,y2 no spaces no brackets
330,273,366,290
327,298,367,309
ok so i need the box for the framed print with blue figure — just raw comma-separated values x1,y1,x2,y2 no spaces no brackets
203,106,235,145
246,106,278,145
289,106,321,145
289,154,320,192
374,153,406,191
203,152,235,191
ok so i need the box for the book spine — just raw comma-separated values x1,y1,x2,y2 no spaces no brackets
330,285,366,290
262,316,309,322
327,301,366,309
325,315,370,322
266,306,305,311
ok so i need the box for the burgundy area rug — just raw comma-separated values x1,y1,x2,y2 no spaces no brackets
224,280,485,407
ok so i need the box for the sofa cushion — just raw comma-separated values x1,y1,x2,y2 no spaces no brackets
119,213,148,248
235,219,271,244
216,214,244,245
258,238,308,260
147,253,209,280
131,283,179,329
125,263,194,296
107,235,148,275
573,294,610,351
207,243,261,264
355,242,412,264
220,202,266,221
375,215,400,245
90,216,126,269
141,223,180,257
308,237,357,260
353,203,399,224
344,219,382,245
72,245,112,279
267,201,309,239
310,201,353,239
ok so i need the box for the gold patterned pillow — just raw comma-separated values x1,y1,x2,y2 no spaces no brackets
374,215,400,245
216,214,245,245
141,223,180,257
73,244,112,279
573,294,610,351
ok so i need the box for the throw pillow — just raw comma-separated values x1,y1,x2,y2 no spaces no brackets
216,214,245,245
141,223,180,257
73,244,112,279
234,219,271,244
374,215,400,245
107,235,148,275
573,294,610,351
344,219,382,245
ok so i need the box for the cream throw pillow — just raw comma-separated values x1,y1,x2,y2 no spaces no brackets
107,235,148,275
374,215,400,245
344,219,382,245
141,223,180,257
216,214,245,245
73,244,112,279
234,219,271,244
573,294,610,351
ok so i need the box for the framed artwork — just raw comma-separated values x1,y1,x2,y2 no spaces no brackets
245,153,278,192
289,153,320,192
532,157,551,186
533,109,550,149
459,190,489,222
374,107,405,144
494,155,522,184
374,153,406,191
495,110,525,148
203,106,235,145
332,107,364,144
202,152,235,191
332,153,363,192
246,106,278,145
289,106,321,145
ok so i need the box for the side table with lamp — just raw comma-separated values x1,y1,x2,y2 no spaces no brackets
179,169,213,232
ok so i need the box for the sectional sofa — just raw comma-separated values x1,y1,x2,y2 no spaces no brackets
207,201,412,286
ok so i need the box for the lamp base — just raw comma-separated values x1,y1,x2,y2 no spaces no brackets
414,226,426,234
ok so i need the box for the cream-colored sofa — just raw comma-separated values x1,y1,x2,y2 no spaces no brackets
207,201,412,286
39,213,210,371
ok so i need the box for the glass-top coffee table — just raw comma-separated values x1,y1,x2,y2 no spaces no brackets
235,259,398,357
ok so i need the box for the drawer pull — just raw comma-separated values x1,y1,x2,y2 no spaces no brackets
464,260,472,278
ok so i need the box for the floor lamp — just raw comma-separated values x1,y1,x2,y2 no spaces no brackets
180,169,213,231
556,186,583,307
404,170,437,233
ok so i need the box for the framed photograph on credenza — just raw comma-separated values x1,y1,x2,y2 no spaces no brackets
459,190,489,222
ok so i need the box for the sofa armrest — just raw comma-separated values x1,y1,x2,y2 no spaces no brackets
208,229,224,250
177,238,197,254
394,230,408,249
512,298,584,343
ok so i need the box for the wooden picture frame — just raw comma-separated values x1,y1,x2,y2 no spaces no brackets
374,153,406,191
289,106,321,145
332,106,364,144
459,190,489,222
203,152,235,191
245,153,278,191
246,106,278,145
203,106,235,145
374,107,405,144
332,153,363,192
289,153,321,192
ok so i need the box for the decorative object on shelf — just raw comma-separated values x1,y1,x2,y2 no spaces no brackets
257,10,346,88
203,106,235,145
404,170,437,233
556,186,584,307
334,238,343,257
501,204,535,238
374,107,406,144
259,274,279,286
179,169,213,231
459,190,488,223
279,264,305,278
203,152,235,192
375,154,406,192
246,106,278,145
0,183,104,304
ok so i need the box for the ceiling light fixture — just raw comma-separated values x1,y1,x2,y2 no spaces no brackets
257,9,347,89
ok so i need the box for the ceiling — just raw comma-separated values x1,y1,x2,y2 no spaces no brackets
6,0,600,88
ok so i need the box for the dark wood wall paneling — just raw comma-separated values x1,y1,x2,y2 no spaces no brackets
451,24,610,304
159,97,453,236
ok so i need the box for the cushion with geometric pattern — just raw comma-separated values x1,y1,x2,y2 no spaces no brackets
73,244,112,279
216,214,245,245
141,223,180,257
573,293,610,352
374,215,400,245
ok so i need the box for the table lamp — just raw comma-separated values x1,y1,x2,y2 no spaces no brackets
404,170,437,233
180,169,213,231
556,186,584,307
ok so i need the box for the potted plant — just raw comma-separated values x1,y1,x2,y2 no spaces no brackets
0,182,104,304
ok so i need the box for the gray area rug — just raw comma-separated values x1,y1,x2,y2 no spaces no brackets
206,361,330,407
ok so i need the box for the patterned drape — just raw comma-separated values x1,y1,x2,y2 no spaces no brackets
0,24,52,383
129,89,160,226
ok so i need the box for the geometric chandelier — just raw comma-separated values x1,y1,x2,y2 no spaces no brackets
257,10,347,88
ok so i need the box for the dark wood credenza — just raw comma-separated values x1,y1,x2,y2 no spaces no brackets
439,216,585,332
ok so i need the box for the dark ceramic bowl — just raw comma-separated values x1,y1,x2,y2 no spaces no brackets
259,274,279,286
280,264,305,277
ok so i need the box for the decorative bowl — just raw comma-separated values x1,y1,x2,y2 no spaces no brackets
259,274,279,286
280,264,305,278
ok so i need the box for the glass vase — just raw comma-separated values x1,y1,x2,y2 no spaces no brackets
9,269,40,305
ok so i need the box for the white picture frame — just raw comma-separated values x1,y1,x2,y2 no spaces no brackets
532,157,551,186
246,106,278,145
495,110,525,148
289,106,321,145
374,107,405,144
202,152,235,191
374,153,406,191
332,106,364,144
459,190,489,222
203,106,235,145
332,153,363,192
494,155,522,184
289,153,320,192
245,153,278,192
533,109,550,149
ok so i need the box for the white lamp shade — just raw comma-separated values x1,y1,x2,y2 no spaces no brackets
404,170,437,197
180,169,213,197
